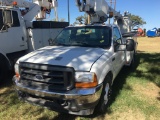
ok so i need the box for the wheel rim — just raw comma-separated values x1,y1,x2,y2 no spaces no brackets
104,83,110,105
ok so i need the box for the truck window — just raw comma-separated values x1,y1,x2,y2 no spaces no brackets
113,27,122,44
12,11,20,27
0,10,20,30
54,26,111,48
0,9,3,30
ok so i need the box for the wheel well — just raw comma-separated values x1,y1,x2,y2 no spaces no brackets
0,53,10,70
107,71,113,85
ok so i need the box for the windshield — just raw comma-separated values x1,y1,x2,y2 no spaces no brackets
53,26,111,48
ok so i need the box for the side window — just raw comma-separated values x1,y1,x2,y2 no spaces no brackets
113,27,122,44
0,10,20,29
12,11,20,27
0,9,3,30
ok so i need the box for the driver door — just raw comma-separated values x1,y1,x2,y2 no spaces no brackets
112,27,125,74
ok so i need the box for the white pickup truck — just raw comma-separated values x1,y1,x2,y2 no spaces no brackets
13,24,137,115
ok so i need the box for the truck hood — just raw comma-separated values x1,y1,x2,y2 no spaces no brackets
18,46,106,71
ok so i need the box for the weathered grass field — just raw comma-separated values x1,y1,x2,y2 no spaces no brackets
0,37,160,120
137,37,160,53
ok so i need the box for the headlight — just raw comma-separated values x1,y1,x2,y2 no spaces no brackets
75,72,98,88
14,63,20,79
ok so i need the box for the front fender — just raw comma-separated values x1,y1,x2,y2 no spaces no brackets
90,52,114,84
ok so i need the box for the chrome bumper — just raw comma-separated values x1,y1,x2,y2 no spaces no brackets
13,76,103,115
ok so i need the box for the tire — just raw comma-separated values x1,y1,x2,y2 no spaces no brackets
129,50,136,68
0,55,8,82
95,75,112,114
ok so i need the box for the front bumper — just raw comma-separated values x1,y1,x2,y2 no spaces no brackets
13,76,103,115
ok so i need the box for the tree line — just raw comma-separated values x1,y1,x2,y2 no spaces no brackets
73,13,146,28
53,13,146,28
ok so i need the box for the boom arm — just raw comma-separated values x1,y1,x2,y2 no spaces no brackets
76,0,122,23
1,0,40,21
76,0,132,34
1,0,58,21
1,0,34,8
33,0,58,21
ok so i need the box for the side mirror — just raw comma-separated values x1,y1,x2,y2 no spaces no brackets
3,10,13,27
113,41,120,52
126,39,134,51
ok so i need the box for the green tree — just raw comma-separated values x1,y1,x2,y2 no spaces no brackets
59,18,66,22
74,13,146,28
73,14,88,25
129,14,146,28
52,18,66,22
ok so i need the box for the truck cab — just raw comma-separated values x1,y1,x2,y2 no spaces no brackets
13,24,137,115
0,8,28,54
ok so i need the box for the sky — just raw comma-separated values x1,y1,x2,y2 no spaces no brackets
47,0,160,31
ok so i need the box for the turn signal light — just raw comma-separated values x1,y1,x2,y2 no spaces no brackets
15,72,20,80
75,74,98,88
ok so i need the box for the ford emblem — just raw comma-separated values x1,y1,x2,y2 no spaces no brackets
35,75,43,80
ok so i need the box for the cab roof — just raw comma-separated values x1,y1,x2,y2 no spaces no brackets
68,23,118,28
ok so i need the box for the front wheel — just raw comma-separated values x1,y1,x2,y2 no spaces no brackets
95,75,112,113
0,56,8,81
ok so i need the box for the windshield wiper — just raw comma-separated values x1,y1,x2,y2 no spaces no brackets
56,43,69,46
75,41,90,45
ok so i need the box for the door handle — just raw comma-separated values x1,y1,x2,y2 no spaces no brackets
22,37,24,41
112,57,115,61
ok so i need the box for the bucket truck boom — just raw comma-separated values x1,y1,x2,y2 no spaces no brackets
0,0,58,21
76,0,122,23
76,0,132,33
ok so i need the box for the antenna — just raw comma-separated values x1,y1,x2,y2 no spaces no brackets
114,0,116,10
68,0,70,24
108,0,116,24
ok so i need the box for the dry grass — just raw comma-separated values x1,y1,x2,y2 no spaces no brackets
0,37,160,120
137,37,160,53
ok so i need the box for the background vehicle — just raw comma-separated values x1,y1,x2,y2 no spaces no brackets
147,28,158,37
13,0,137,115
0,0,68,80
137,28,146,37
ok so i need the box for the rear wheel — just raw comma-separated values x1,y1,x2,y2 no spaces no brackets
129,50,136,68
0,55,8,81
95,75,112,113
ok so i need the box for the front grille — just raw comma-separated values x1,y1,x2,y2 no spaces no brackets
19,62,75,91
